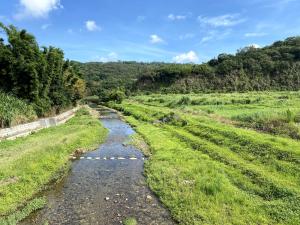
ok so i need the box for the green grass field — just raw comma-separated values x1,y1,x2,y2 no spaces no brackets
133,91,300,139
111,91,300,225
0,109,107,223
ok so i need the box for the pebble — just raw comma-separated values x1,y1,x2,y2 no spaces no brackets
105,197,110,201
146,195,153,202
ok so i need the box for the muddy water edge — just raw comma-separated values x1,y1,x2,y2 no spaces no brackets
21,107,174,225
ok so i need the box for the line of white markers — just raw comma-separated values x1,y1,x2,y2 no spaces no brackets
75,156,144,161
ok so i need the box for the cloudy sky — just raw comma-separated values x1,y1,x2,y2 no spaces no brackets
0,0,300,63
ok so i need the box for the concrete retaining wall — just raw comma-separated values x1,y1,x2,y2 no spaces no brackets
0,107,80,141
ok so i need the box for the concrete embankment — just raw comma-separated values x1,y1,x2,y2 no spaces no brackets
0,107,80,140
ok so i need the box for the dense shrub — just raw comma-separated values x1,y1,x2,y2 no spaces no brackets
159,112,188,126
0,92,37,128
177,96,191,105
234,111,300,139
0,23,85,117
253,119,300,139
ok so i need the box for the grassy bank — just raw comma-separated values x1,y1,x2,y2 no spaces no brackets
112,92,300,225
0,109,107,222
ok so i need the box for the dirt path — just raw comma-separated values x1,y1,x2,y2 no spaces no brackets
21,107,174,225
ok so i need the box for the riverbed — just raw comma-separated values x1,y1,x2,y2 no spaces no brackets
21,107,174,225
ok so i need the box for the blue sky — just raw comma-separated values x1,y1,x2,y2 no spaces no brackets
0,0,300,63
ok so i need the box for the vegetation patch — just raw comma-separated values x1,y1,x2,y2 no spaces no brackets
0,92,37,128
112,92,300,224
0,22,86,120
0,109,107,218
123,217,138,225
128,133,151,157
0,198,46,225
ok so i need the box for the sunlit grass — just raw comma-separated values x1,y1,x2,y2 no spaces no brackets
112,92,300,224
0,109,107,218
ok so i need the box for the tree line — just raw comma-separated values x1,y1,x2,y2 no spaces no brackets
0,23,85,116
77,36,300,98
136,37,300,93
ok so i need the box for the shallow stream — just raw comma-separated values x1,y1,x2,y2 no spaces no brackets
21,107,174,225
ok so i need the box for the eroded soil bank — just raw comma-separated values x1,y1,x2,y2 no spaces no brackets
21,107,174,225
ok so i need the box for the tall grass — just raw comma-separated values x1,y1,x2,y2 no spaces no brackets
0,93,37,128
131,91,300,139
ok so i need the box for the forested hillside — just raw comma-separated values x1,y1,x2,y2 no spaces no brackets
0,23,86,127
78,37,300,97
137,37,300,93
74,61,161,96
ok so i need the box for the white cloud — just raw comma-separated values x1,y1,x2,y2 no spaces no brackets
41,24,51,30
108,52,118,59
201,35,214,43
150,34,164,44
244,32,267,37
173,51,199,63
179,33,195,40
94,52,119,62
86,20,101,31
200,29,232,44
168,14,186,21
15,0,62,19
198,14,245,27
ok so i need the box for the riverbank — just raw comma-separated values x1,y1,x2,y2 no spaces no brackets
0,108,108,224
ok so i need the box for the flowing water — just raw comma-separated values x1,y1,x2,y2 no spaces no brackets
21,107,174,225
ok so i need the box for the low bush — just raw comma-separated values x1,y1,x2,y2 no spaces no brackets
233,110,300,139
177,96,191,105
0,92,37,128
100,90,126,104
159,112,188,126
251,119,300,139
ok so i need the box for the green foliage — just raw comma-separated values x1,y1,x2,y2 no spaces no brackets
0,92,37,128
99,89,126,103
108,90,126,103
177,96,191,105
75,108,91,116
81,95,100,104
0,112,107,216
132,91,300,139
112,92,300,224
123,217,137,225
286,109,293,123
0,198,46,225
73,61,161,96
76,37,300,96
138,37,300,93
0,23,86,118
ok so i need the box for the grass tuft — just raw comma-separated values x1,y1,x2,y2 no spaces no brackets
123,217,137,225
